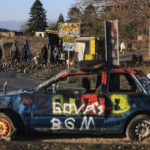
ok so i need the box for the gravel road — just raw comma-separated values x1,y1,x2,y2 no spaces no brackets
0,71,41,92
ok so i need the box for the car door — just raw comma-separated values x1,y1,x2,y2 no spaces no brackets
50,73,105,131
31,93,54,130
103,71,144,131
19,93,36,129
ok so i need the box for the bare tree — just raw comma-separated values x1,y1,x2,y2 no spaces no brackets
67,6,81,22
72,0,150,40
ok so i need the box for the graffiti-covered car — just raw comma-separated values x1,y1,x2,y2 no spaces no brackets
0,68,150,141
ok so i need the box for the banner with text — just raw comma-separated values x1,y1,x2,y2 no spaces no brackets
58,23,80,37
63,37,75,51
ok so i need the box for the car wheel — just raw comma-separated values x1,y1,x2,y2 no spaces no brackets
126,115,150,141
0,113,16,141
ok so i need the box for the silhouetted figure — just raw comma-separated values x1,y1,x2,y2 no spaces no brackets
138,54,143,65
131,54,138,66
41,44,48,66
0,46,2,60
120,41,125,52
53,45,59,64
127,41,132,50
24,40,31,64
10,42,20,66
20,45,28,64
82,77,91,93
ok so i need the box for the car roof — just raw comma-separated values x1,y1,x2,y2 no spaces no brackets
59,67,143,75
35,67,145,91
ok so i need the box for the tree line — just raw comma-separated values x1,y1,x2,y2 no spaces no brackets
25,0,150,43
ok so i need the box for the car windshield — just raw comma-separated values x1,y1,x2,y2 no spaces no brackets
136,73,150,95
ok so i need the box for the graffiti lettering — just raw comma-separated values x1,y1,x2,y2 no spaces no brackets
51,117,75,130
50,117,95,130
37,96,48,112
110,94,130,114
74,103,85,114
51,118,61,130
20,95,35,105
52,101,104,116
52,94,105,116
20,94,49,112
52,95,64,110
65,118,75,129
81,94,105,116
52,102,85,115
83,102,104,115
80,116,95,130
64,103,72,114
53,102,62,114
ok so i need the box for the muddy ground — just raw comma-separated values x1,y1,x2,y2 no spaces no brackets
0,71,150,150
1,133,150,150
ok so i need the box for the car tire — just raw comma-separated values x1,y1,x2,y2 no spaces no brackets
0,113,16,141
126,114,150,141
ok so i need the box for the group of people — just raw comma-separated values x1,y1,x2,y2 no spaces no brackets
9,40,61,69
39,44,60,66
10,40,30,66
120,41,132,52
32,44,61,69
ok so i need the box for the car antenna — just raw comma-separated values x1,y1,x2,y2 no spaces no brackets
3,81,8,95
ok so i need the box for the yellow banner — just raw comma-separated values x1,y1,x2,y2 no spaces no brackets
58,23,80,37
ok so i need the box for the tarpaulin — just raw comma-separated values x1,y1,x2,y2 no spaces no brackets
24,40,30,56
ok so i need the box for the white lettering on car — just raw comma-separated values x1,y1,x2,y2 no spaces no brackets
52,102,104,116
51,118,61,129
65,118,75,129
80,116,95,130
50,116,95,130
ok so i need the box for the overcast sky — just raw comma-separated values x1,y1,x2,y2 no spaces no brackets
0,0,75,30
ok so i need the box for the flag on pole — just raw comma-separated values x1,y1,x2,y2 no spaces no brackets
105,20,119,67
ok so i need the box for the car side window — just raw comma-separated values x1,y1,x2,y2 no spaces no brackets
57,73,102,94
109,73,138,93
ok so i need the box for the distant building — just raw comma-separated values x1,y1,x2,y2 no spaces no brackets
0,31,23,37
137,34,146,42
35,32,45,37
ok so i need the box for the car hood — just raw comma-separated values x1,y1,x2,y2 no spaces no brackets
0,89,34,96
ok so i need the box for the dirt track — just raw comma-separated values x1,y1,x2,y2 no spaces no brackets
1,133,150,150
